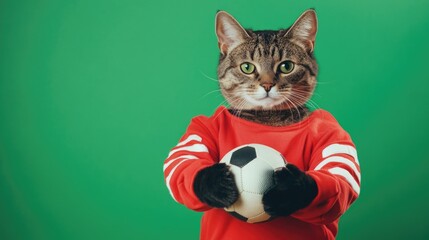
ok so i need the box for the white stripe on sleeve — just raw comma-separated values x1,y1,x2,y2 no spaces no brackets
163,155,198,172
176,134,202,146
322,144,359,164
166,158,195,202
168,144,209,158
314,156,361,182
328,167,361,195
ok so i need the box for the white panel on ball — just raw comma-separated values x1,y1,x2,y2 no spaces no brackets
254,144,287,170
234,191,265,218
229,165,243,193
241,159,273,194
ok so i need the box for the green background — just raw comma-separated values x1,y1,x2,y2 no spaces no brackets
1,0,428,239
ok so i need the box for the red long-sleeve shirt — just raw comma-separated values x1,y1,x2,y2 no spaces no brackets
163,106,360,240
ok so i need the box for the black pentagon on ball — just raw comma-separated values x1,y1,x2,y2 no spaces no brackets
228,211,248,222
230,146,257,168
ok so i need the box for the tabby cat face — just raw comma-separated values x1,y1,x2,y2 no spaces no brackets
215,10,318,110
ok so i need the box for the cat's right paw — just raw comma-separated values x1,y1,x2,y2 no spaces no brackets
193,163,239,208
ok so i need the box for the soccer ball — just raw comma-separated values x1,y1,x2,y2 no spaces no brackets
220,144,287,223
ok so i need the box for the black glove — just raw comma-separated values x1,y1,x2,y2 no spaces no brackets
193,163,239,208
262,164,318,217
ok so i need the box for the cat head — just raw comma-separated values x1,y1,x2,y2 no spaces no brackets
215,10,318,110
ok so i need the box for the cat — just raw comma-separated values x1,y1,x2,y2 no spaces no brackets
216,9,318,127
195,8,319,212
164,9,360,240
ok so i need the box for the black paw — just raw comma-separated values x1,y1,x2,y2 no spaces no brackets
262,164,318,217
193,163,239,208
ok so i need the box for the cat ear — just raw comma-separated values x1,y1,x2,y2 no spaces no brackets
215,11,250,55
284,9,318,53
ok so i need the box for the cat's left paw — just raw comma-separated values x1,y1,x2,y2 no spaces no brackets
262,164,318,217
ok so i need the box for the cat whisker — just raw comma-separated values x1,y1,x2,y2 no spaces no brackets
305,99,320,110
199,89,221,100
293,89,321,98
281,95,302,121
282,98,297,121
214,96,245,120
289,99,302,121
235,97,250,118
315,80,334,85
214,101,232,119
290,92,321,109
199,71,219,82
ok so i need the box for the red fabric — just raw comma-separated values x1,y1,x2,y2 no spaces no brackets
163,106,360,240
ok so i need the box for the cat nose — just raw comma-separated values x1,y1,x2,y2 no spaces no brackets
261,83,274,92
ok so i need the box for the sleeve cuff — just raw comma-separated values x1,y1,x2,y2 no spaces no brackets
291,170,341,224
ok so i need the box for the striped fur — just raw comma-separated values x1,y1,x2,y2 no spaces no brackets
215,10,319,126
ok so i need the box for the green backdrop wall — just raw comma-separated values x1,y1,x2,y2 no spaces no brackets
1,0,429,239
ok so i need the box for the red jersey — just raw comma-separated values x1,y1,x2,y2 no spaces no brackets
163,106,360,240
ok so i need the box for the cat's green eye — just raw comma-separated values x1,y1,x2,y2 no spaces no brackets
240,62,255,74
279,61,295,74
